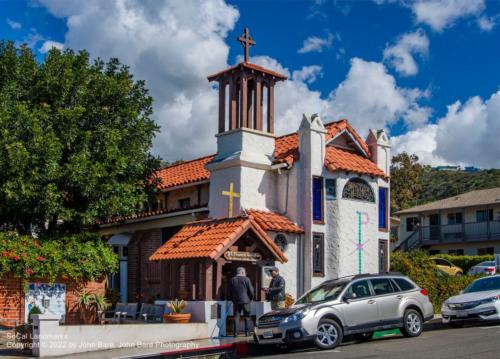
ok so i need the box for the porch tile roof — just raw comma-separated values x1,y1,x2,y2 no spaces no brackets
246,209,304,234
324,147,388,179
149,216,287,263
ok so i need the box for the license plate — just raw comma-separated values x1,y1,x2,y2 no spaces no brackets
263,331,274,339
457,311,468,318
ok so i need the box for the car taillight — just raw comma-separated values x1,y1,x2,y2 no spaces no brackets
486,267,495,273
420,288,428,296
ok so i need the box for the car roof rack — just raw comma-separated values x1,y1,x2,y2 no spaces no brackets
352,272,404,279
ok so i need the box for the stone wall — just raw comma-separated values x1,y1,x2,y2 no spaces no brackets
0,276,105,326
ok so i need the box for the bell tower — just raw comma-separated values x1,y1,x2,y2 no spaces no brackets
207,28,287,134
206,28,288,219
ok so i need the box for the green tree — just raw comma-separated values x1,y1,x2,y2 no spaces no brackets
0,41,160,234
390,152,424,213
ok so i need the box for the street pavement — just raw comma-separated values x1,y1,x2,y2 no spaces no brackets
250,322,500,359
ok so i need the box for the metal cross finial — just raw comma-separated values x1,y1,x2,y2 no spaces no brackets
238,27,256,63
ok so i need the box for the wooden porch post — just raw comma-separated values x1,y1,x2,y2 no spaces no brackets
203,260,213,300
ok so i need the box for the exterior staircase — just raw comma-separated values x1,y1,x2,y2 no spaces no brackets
392,230,422,251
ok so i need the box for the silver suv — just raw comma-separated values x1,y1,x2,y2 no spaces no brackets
255,273,434,350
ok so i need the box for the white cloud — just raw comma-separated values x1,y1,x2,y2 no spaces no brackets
383,29,429,76
392,90,500,168
6,19,21,30
292,65,323,84
477,15,499,32
411,0,485,32
391,124,445,165
39,40,64,53
298,32,334,53
39,0,239,162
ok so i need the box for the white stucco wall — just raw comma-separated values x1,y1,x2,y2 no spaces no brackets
321,173,379,284
268,231,301,299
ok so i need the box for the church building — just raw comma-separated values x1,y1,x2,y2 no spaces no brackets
99,29,391,308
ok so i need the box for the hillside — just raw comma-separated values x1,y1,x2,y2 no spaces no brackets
417,168,500,205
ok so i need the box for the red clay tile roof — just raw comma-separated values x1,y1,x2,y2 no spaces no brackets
246,209,304,234
325,146,387,179
155,155,215,190
149,217,287,263
273,119,372,167
207,62,287,81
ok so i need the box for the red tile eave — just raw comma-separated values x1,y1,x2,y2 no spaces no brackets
249,220,288,263
154,154,215,190
246,209,304,234
99,204,208,225
207,62,287,81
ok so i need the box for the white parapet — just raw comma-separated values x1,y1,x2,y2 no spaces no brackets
31,314,209,357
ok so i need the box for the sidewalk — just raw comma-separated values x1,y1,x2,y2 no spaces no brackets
0,316,444,359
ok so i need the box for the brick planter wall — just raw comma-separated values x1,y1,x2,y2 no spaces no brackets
0,276,105,327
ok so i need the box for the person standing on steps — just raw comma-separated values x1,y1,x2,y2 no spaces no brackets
264,267,286,310
230,267,254,336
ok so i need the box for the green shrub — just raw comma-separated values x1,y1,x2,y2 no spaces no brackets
431,254,494,273
391,251,478,312
0,231,118,283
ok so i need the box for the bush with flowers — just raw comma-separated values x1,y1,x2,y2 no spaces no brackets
0,232,118,284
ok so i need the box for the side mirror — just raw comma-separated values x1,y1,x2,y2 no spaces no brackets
343,292,356,302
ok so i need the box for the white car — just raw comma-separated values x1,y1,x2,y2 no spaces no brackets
468,261,496,275
442,275,500,327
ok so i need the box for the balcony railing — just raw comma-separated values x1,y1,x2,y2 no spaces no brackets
394,220,500,251
419,220,500,243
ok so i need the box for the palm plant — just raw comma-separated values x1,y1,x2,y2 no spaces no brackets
167,299,187,314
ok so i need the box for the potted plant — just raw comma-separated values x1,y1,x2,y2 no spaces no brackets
76,291,96,324
93,293,110,324
163,299,191,323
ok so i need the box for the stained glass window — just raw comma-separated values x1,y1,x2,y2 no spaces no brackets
342,178,375,202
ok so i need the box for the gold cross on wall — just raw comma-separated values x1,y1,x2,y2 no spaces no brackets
222,182,240,218
238,27,256,63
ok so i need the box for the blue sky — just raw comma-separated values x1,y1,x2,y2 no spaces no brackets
1,0,500,167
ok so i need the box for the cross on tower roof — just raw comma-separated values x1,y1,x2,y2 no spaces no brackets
238,27,256,63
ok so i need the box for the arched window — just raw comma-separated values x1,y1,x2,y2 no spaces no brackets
274,234,288,252
342,178,375,202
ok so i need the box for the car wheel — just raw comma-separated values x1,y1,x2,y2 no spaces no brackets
314,318,343,350
353,332,373,341
455,272,462,276
401,309,423,337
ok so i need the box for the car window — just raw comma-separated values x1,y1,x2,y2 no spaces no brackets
296,280,348,304
392,278,416,291
463,276,500,293
345,280,371,299
433,258,447,266
370,278,395,295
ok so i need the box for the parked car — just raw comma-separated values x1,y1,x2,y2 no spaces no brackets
442,275,500,327
468,261,497,276
254,273,434,350
431,258,463,276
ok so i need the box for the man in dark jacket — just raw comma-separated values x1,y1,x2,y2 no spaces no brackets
230,267,254,336
265,267,286,310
